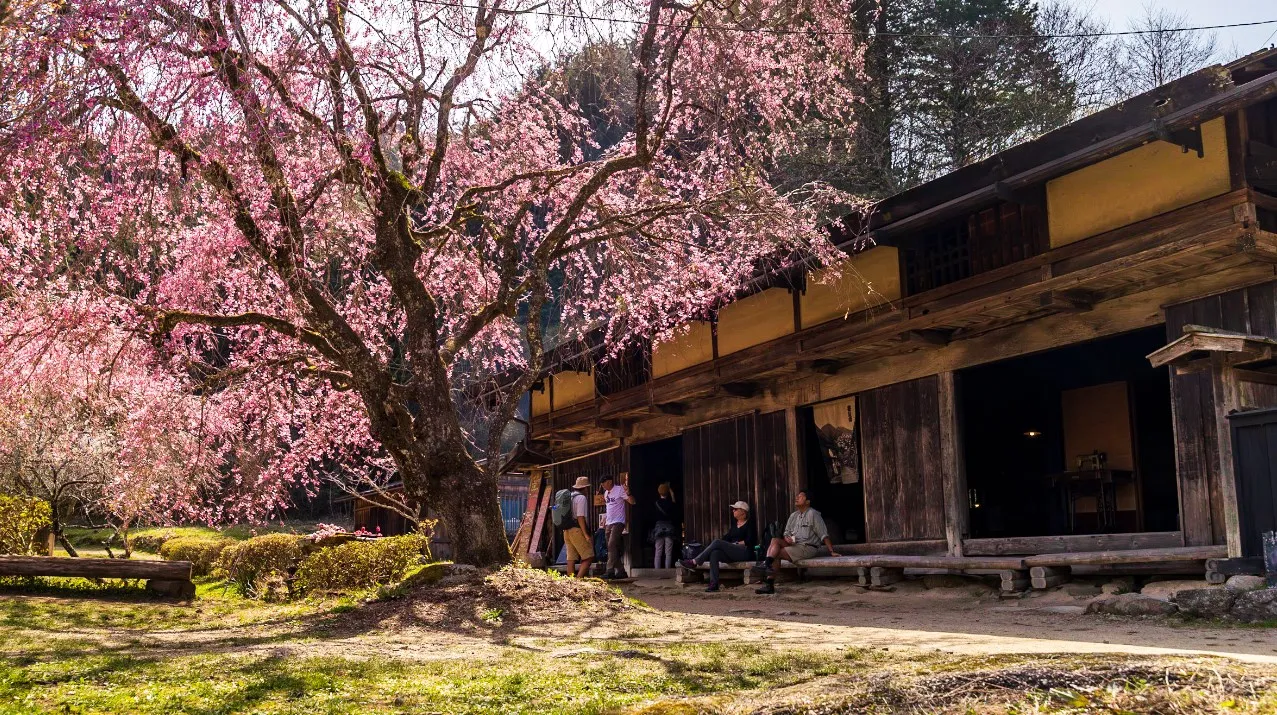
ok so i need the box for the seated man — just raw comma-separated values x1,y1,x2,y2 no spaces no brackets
678,501,756,592
751,490,836,594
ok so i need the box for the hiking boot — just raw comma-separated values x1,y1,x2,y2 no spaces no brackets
755,582,776,595
678,559,698,571
705,581,720,593
748,562,768,575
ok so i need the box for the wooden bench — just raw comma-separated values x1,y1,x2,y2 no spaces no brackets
678,555,1029,590
1021,545,1226,588
0,555,196,598
670,546,1227,593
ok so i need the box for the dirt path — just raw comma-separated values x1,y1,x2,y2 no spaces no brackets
615,578,1277,663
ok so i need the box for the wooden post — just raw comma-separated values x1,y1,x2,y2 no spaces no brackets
1210,354,1244,558
784,406,804,500
938,371,968,557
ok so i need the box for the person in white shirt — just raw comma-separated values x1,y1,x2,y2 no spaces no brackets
598,474,635,579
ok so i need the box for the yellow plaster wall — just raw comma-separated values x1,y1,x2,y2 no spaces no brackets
800,247,901,329
652,321,714,378
530,383,550,417
552,370,595,409
1046,117,1230,247
715,288,796,357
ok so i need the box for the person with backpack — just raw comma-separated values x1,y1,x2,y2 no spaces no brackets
553,476,594,578
678,501,757,592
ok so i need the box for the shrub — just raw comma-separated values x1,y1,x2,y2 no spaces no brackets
214,533,304,598
0,495,52,555
130,530,179,554
160,537,234,577
293,533,430,594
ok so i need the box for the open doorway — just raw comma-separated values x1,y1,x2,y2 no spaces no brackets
627,436,683,568
960,327,1178,538
799,402,867,545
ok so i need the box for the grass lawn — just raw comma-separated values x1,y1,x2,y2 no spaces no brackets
2,572,1276,714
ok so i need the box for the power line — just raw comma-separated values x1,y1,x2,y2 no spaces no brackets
415,1,1277,40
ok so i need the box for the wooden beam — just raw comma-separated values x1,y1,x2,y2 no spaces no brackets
899,329,951,347
794,359,843,375
547,432,583,443
1236,368,1277,387
1240,229,1277,264
719,381,761,399
1210,353,1244,558
653,402,686,416
937,371,968,557
962,531,1184,556
1038,290,1094,312
1023,545,1226,567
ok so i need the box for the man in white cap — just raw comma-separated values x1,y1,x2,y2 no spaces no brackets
678,501,757,592
561,476,594,578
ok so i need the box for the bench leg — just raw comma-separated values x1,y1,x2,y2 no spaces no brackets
870,566,904,587
147,579,195,599
1030,566,1071,589
676,566,703,586
999,569,1030,593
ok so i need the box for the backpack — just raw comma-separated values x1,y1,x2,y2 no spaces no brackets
551,489,575,529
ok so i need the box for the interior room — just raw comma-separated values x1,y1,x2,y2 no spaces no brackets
959,327,1179,539
799,401,867,545
627,436,684,567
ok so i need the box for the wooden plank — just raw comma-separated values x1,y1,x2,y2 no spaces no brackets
527,483,553,558
797,554,1026,570
963,531,1184,556
1022,545,1226,567
511,471,544,559
1210,354,1244,558
0,556,192,580
937,371,968,556
833,540,948,555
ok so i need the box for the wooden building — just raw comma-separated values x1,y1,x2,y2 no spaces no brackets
518,49,1277,578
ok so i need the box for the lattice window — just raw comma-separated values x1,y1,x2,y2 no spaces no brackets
903,199,1046,296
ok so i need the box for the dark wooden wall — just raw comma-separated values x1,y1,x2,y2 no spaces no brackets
755,410,794,534
859,376,947,542
1166,280,1277,546
681,411,793,547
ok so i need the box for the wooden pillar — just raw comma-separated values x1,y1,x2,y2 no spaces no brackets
938,371,969,557
784,406,805,499
1209,355,1244,558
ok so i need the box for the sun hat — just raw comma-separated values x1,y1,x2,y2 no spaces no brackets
572,476,591,489
728,501,750,512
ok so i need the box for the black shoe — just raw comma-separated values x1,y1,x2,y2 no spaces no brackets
678,559,697,571
755,583,776,595
705,581,720,593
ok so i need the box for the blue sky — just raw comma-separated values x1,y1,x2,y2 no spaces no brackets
1071,0,1277,60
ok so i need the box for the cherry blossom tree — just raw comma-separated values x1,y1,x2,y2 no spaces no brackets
0,302,271,555
0,0,864,564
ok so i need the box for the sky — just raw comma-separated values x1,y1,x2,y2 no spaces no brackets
1074,0,1277,61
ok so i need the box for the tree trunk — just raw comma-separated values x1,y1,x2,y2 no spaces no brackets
50,512,78,558
432,462,512,567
